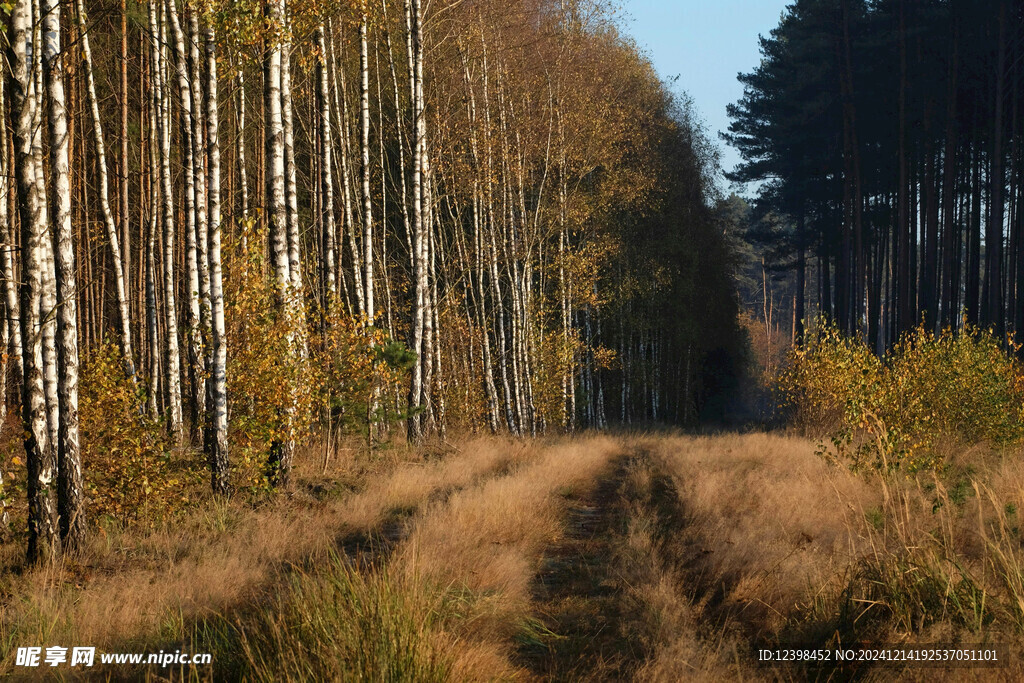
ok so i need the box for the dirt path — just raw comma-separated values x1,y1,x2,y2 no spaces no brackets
515,455,644,681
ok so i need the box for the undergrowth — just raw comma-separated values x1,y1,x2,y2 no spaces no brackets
778,322,1024,472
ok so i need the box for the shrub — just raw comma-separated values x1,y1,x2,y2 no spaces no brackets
225,227,321,491
225,224,413,485
778,322,1024,472
318,304,412,439
80,341,201,526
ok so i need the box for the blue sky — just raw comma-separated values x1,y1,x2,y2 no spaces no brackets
620,0,792,187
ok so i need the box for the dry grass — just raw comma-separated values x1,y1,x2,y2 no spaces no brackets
0,435,524,677
647,432,879,634
635,431,1024,681
4,430,1023,681
611,460,748,682
216,553,453,683
389,435,623,680
214,435,623,681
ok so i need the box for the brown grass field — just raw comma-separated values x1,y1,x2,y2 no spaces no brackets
2,432,1023,681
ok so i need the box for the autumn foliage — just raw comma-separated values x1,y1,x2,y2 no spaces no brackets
779,323,1024,471
224,225,412,489
78,343,199,527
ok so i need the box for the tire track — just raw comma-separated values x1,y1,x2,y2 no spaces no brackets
515,455,641,681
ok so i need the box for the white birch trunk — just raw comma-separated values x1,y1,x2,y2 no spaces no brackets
42,0,85,549
360,16,374,321
146,14,162,417
0,78,24,412
460,54,500,432
234,67,249,225
334,33,364,316
281,23,302,300
188,9,212,390
166,0,204,438
8,0,59,562
33,48,60,459
265,0,294,485
0,81,8,459
317,26,337,303
155,0,184,438
265,0,290,297
405,0,429,440
205,24,229,494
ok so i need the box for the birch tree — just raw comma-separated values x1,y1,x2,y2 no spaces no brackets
265,0,295,485
317,25,337,303
42,0,85,550
166,0,205,437
155,0,184,438
0,0,750,546
360,12,374,321
406,0,428,441
205,23,230,494
8,0,59,563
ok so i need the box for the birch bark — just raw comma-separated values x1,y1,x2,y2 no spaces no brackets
317,26,337,303
8,0,59,562
166,0,204,437
155,0,184,438
42,0,85,549
360,16,374,321
205,24,229,494
265,0,294,485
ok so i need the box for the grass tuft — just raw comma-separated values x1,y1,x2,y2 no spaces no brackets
206,554,451,682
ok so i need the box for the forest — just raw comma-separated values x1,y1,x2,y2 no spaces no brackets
4,0,1024,680
0,0,742,564
729,0,1024,352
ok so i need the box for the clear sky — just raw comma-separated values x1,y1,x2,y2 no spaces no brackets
620,0,792,188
